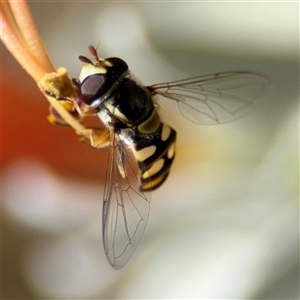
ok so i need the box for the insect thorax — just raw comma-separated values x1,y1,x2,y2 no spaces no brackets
98,78,154,129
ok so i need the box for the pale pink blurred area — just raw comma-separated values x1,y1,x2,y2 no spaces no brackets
3,159,101,232
2,2,299,299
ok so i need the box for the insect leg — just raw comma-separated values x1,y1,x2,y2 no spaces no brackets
79,129,111,149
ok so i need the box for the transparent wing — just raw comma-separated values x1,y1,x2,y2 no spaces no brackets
102,132,151,270
148,71,271,125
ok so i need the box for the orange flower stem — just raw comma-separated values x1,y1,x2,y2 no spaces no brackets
8,0,54,73
0,8,48,81
1,0,89,136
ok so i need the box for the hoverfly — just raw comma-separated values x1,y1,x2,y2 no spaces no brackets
65,46,270,270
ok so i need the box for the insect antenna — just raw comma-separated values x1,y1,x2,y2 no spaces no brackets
87,45,112,67
88,45,100,61
78,55,94,65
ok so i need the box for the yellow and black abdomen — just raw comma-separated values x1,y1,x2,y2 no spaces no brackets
132,123,177,191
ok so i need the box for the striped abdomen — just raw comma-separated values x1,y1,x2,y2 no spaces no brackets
132,123,176,191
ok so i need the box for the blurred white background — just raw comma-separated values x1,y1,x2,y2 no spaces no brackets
2,1,299,299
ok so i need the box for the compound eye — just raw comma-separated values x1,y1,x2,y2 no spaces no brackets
80,74,110,106
79,57,129,107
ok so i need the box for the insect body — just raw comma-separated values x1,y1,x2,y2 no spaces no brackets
79,54,176,192
74,46,270,269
